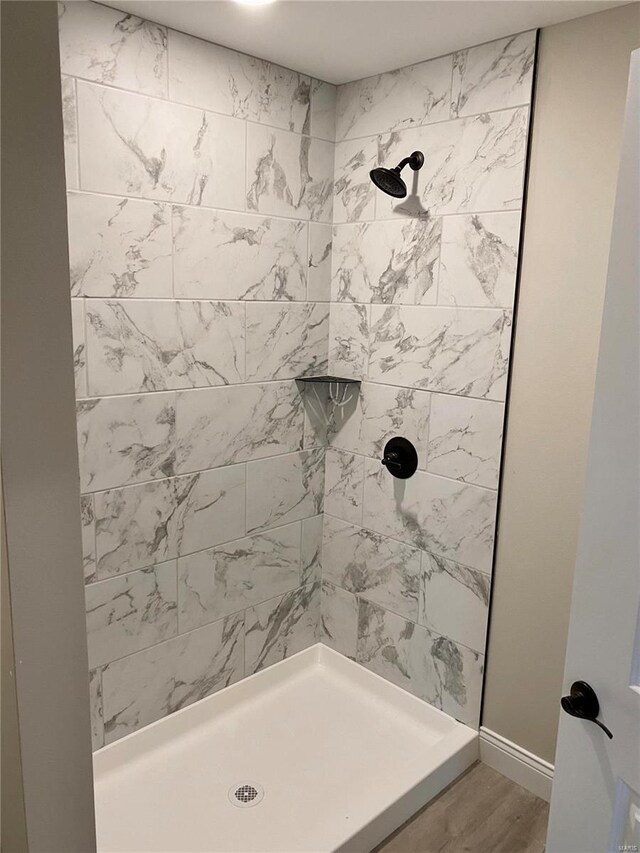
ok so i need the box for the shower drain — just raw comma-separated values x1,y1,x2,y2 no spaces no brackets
228,782,265,808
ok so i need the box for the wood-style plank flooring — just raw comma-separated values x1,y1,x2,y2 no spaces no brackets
375,763,549,853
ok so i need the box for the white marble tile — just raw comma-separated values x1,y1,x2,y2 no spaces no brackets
178,523,301,632
324,449,364,525
76,392,176,492
85,299,244,395
245,582,319,674
452,32,536,118
369,305,512,401
323,515,420,621
175,466,247,558
89,668,104,751
328,303,369,379
173,206,307,301
335,55,451,141
67,192,172,298
310,79,337,141
58,1,167,97
332,217,441,304
168,29,310,133
61,76,78,189
333,136,377,223
71,298,87,397
175,382,303,474
307,223,332,302
246,124,334,222
419,552,490,654
246,449,325,533
81,494,96,583
102,613,244,742
376,107,529,218
427,394,504,489
321,582,358,660
77,81,245,208
301,515,323,585
362,461,497,572
85,561,178,668
245,303,329,381
438,212,520,308
302,383,331,449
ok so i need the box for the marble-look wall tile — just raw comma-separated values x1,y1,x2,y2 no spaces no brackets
419,552,490,654
246,449,325,533
302,383,331,449
76,392,176,492
61,76,78,189
308,223,333,302
377,107,529,218
438,212,520,308
94,466,245,578
332,217,441,305
178,523,301,632
452,32,536,118
169,29,310,133
310,79,337,142
357,600,483,727
245,303,329,381
173,206,307,301
333,136,377,223
328,303,369,379
77,81,245,208
246,124,334,222
58,1,167,97
81,494,96,583
321,582,358,659
324,449,364,525
85,561,178,668
335,55,451,141
89,668,104,751
301,515,323,585
67,192,172,298
85,299,244,395
369,305,512,401
175,382,303,473
323,515,420,621
71,298,87,397
363,462,497,572
245,582,319,674
102,613,244,742
427,394,504,489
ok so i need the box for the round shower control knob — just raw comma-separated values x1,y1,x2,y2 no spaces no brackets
381,437,418,479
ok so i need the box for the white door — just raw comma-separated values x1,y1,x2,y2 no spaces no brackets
546,51,640,853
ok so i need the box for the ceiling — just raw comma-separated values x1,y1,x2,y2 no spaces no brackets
103,0,631,84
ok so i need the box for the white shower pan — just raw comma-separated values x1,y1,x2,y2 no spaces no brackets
94,644,478,852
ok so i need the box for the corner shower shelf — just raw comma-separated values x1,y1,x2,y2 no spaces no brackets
295,375,361,385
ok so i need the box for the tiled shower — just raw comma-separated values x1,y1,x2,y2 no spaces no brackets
59,1,535,749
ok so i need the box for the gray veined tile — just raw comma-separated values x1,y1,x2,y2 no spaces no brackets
245,303,329,382
427,394,504,489
324,449,365,526
168,29,311,133
438,212,520,308
246,449,325,533
362,461,497,573
172,206,307,302
245,582,320,675
302,380,331,449
331,218,441,305
85,299,245,395
310,79,337,142
451,31,536,118
301,515,323,585
77,81,245,209
102,613,244,743
178,523,301,633
323,515,421,621
85,561,178,668
76,392,176,493
175,382,303,474
71,298,87,397
81,494,96,583
333,136,377,224
61,76,78,189
321,582,358,660
246,124,334,222
89,668,104,751
419,552,490,655
175,467,247,557
328,303,369,379
369,305,512,401
58,1,167,97
67,192,172,298
307,223,333,302
335,54,451,141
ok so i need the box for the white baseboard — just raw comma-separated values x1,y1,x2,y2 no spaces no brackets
479,726,554,802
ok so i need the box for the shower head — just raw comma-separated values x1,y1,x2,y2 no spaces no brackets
369,150,424,198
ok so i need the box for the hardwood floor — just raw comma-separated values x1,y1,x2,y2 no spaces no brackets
374,763,549,853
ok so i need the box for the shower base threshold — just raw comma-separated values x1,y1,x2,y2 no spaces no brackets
94,644,478,852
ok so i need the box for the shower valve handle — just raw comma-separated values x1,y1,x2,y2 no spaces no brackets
380,437,419,480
